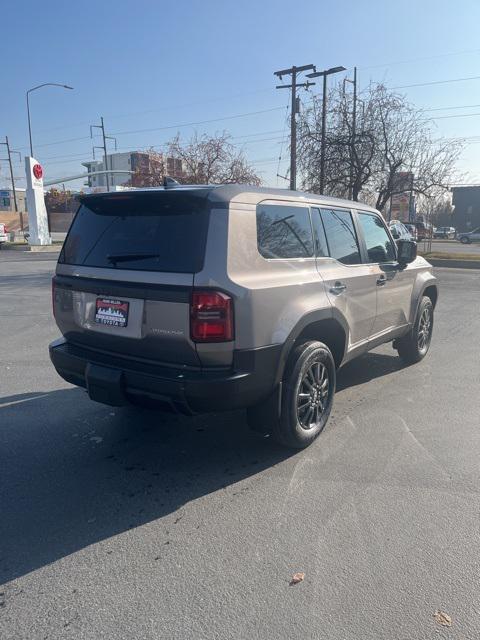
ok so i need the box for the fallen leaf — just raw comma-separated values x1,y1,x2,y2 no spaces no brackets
290,572,305,585
433,610,452,627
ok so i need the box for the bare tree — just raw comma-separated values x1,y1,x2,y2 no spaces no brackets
298,83,464,211
167,132,262,185
128,149,166,187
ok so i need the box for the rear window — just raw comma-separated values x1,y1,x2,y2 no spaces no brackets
59,191,210,273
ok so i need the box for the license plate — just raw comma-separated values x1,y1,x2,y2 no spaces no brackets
95,298,129,327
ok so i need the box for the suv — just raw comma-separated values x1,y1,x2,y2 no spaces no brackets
50,185,437,449
434,226,455,239
457,227,480,244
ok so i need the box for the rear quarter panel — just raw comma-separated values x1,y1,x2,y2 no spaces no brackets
194,202,333,352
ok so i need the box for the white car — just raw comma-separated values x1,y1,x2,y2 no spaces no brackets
0,223,9,247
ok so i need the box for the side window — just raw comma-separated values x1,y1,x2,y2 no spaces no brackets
358,212,396,263
310,208,329,257
256,203,314,259
320,208,361,265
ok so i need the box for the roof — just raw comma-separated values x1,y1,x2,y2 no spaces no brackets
79,183,378,211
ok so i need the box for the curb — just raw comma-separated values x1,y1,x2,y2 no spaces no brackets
428,258,480,270
1,243,62,253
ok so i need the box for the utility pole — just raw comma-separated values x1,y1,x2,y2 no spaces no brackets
0,137,21,214
344,67,357,199
307,66,346,195
274,64,316,190
90,117,117,192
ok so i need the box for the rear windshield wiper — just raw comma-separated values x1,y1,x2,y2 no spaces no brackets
107,253,161,264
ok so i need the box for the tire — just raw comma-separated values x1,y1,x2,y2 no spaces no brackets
272,341,336,449
460,236,470,244
396,296,434,365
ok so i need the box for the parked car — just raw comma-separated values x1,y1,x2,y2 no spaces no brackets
0,223,9,247
414,221,433,241
388,220,415,242
404,223,417,241
457,227,480,244
433,226,455,239
50,185,438,449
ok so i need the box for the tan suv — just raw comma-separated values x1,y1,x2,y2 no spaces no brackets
50,185,437,448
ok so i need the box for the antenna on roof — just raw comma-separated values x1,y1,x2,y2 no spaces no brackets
163,176,180,189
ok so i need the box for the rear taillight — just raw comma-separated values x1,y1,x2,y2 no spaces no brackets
190,290,234,342
3,226,7,233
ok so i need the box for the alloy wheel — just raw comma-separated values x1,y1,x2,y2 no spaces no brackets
297,361,330,430
418,307,432,353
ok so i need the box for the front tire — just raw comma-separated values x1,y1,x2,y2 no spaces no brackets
272,341,336,449
460,236,470,244
396,296,433,364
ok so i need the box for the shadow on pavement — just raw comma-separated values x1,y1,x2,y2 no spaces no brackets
0,387,292,585
0,349,404,585
336,350,406,391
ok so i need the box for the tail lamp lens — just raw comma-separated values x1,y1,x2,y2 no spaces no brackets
190,291,233,342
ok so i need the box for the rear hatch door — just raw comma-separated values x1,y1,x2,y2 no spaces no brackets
54,189,211,367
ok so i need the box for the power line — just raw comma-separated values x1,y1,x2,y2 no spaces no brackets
31,88,278,137
37,130,286,165
423,103,480,112
391,75,480,90
431,112,480,120
359,48,480,71
16,106,287,152
109,106,286,137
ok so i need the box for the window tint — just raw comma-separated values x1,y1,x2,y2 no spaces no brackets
257,204,314,259
320,208,361,265
59,191,210,273
310,208,329,257
358,212,396,263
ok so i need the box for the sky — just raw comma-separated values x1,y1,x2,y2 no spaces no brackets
2,0,480,190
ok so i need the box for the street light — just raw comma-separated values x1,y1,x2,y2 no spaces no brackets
26,83,74,157
307,66,346,194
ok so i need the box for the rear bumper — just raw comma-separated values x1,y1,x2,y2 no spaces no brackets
49,338,281,414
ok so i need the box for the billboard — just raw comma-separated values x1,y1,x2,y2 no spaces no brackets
390,172,415,222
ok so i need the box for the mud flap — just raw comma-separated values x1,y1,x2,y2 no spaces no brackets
85,363,127,406
246,382,282,434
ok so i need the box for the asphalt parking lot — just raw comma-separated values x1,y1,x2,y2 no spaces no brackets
1,252,480,639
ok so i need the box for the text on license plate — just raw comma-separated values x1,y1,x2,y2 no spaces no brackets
95,298,129,327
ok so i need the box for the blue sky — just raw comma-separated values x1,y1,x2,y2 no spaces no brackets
2,0,480,189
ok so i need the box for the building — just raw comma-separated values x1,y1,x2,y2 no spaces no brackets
451,186,480,231
0,187,28,232
82,151,183,188
0,187,27,213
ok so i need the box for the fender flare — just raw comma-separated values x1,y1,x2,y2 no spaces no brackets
274,307,349,384
410,277,438,324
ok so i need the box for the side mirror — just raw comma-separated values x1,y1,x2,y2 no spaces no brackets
397,239,417,265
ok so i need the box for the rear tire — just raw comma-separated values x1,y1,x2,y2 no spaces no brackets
272,341,336,449
396,296,433,364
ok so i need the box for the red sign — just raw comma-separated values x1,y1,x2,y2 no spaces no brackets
33,164,43,180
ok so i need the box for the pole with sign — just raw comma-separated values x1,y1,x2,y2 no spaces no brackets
25,157,51,245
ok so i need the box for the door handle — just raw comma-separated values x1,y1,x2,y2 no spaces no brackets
330,281,347,295
377,275,387,286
